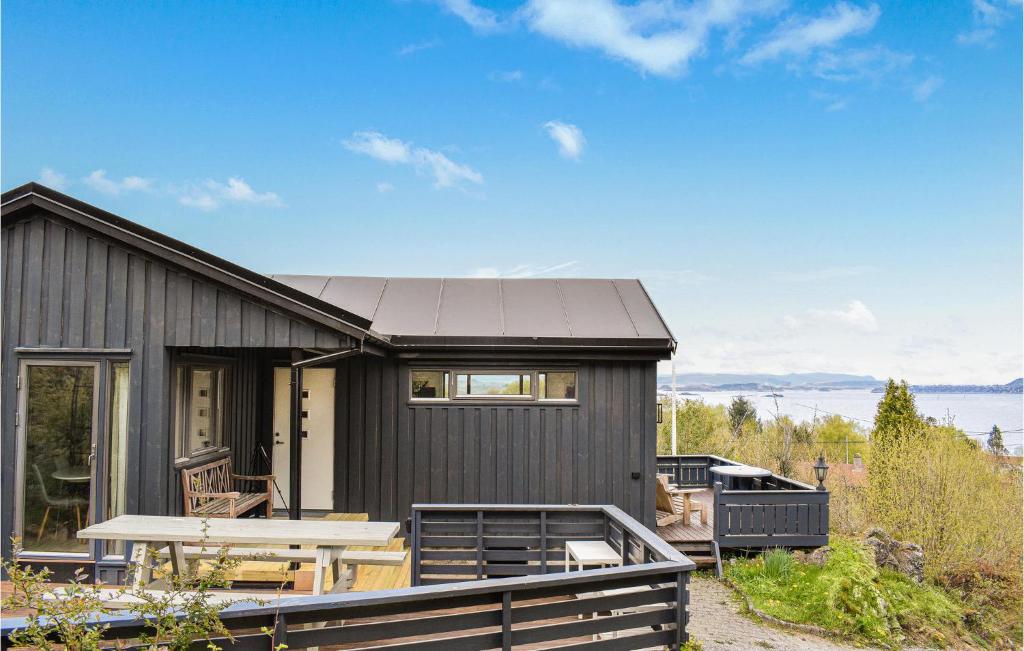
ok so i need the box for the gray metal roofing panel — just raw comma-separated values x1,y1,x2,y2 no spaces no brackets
371,277,444,336
319,276,388,322
557,279,638,338
436,278,502,336
267,274,330,300
265,274,673,345
613,279,673,338
500,279,572,337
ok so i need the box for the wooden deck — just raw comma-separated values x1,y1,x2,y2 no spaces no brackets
657,488,714,544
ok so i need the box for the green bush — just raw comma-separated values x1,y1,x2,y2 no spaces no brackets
726,538,970,649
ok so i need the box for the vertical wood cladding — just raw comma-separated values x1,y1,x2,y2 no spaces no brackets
333,357,658,528
1,213,348,542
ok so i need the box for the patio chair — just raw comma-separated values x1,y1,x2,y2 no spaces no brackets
655,475,706,527
32,463,88,541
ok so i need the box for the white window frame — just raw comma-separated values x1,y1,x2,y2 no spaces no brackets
408,368,579,404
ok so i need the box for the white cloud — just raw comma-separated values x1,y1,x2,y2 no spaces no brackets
343,130,483,189
810,45,912,82
39,167,67,191
438,0,502,32
84,170,154,195
179,177,283,211
376,181,395,193
470,260,580,278
543,120,586,160
806,299,879,332
397,38,441,56
488,69,524,82
343,131,412,164
957,0,1016,46
521,0,782,76
912,75,944,102
742,2,880,65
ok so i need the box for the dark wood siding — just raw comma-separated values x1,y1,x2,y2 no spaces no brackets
333,358,658,528
1,213,350,544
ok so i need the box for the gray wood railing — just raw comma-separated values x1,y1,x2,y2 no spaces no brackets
657,455,829,549
1,505,695,650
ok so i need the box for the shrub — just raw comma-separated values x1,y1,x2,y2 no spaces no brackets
726,537,970,649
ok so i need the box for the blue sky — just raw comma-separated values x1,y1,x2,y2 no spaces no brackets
3,0,1021,383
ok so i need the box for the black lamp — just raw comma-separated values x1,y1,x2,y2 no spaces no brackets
813,453,829,491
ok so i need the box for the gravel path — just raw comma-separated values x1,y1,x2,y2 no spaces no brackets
687,576,862,651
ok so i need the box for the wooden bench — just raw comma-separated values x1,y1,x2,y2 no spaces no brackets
155,545,406,566
151,545,406,593
45,587,294,609
181,456,274,518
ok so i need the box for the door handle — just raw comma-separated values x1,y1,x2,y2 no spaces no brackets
87,444,97,467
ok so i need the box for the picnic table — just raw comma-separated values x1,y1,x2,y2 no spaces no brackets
78,515,400,595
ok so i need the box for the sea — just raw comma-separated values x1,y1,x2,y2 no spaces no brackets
665,389,1024,452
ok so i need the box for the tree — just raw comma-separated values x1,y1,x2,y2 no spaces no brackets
872,379,922,445
987,425,1008,456
727,396,758,437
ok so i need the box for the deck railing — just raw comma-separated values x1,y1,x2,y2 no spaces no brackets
2,505,695,650
657,455,829,549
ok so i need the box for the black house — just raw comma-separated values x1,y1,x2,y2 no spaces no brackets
1,183,675,574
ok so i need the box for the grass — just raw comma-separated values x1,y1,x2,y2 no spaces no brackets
725,538,971,649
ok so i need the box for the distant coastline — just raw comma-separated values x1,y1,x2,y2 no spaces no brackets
656,373,1023,395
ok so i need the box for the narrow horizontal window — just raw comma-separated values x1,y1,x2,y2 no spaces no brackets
456,373,532,398
540,371,577,400
411,370,449,399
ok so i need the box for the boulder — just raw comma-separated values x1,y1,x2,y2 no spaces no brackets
864,528,925,583
792,545,830,566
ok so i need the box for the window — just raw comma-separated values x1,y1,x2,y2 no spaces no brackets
173,363,226,460
19,362,98,555
410,369,578,402
539,372,577,400
411,370,449,399
456,372,532,399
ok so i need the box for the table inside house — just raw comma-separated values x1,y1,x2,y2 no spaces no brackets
709,465,772,490
77,515,400,595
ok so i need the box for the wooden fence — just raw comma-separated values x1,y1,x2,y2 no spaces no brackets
2,505,695,650
657,455,829,549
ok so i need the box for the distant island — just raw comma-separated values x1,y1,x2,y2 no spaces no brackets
656,373,1024,394
657,372,883,392
870,378,1023,395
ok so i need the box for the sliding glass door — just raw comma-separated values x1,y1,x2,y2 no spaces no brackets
18,362,99,555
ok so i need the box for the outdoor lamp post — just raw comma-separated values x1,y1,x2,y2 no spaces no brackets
813,453,830,491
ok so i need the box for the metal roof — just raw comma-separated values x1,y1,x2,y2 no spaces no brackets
269,275,675,348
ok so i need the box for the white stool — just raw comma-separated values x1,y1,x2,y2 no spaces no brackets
564,540,622,572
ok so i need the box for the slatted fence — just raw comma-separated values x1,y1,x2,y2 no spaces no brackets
2,505,695,650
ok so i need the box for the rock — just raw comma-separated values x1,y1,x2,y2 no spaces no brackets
807,546,831,567
864,528,925,583
792,546,830,566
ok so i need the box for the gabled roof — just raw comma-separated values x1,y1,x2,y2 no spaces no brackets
269,275,676,350
1,183,376,342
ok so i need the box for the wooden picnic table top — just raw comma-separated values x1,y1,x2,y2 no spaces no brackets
709,464,772,478
77,515,399,547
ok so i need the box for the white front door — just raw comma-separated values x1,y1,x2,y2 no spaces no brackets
272,367,335,511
